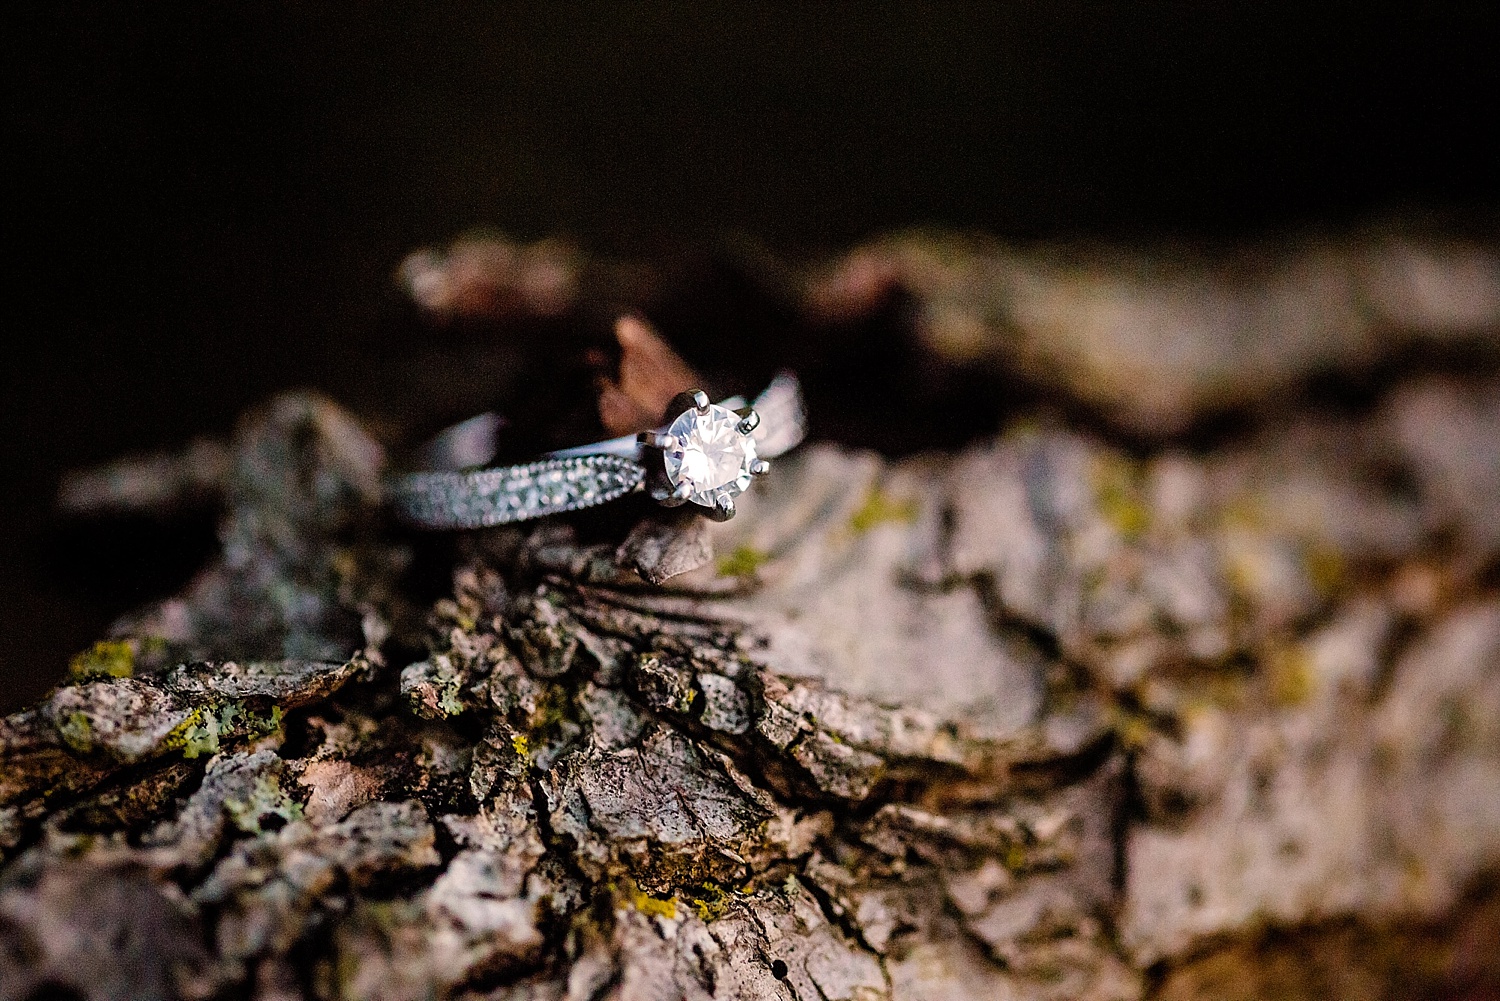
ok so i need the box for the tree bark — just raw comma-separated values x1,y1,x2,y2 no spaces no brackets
5,228,1500,1000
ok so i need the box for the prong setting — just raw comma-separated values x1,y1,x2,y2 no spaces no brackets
637,431,678,451
691,390,710,414
750,458,770,476
735,408,761,435
658,480,693,507
709,493,736,521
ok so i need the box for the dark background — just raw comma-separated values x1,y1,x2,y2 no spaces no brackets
4,3,1498,711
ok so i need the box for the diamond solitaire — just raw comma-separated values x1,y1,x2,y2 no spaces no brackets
638,390,771,521
663,402,758,507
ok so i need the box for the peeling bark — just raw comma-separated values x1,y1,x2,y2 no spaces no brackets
5,230,1500,1000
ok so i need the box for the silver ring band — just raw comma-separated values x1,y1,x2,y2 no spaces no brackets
386,372,806,529
386,455,646,529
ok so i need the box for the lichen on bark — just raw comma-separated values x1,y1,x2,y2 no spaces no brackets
4,229,1500,1000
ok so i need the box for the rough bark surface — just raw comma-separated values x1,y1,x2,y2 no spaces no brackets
6,229,1500,1001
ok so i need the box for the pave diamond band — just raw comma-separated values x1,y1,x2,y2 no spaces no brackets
387,372,805,530
386,455,646,529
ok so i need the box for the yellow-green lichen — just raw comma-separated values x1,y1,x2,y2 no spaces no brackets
433,598,478,633
1200,668,1252,711
1001,418,1043,442
159,708,202,754
174,708,221,759
717,545,769,578
407,654,466,718
168,700,285,759
1092,456,1150,540
1266,646,1315,708
225,772,304,835
1218,496,1267,535
631,891,678,920
68,639,135,680
850,487,919,535
1108,705,1155,751
248,703,285,737
511,733,530,757
437,682,465,717
535,683,569,726
57,711,94,753
1303,541,1346,598
685,882,731,922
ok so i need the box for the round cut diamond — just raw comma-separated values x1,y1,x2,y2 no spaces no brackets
662,403,757,507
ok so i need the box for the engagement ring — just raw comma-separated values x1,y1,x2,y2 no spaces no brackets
386,372,806,529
